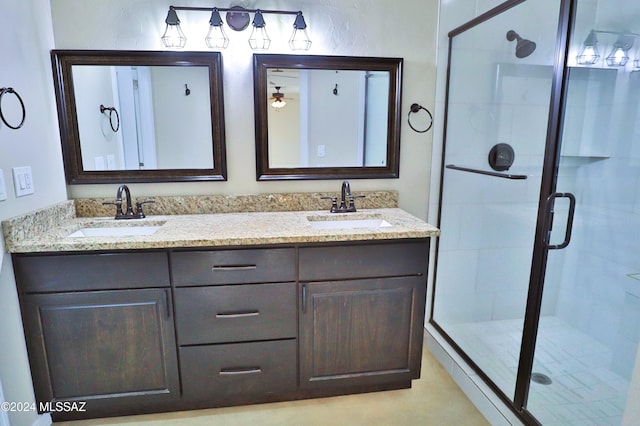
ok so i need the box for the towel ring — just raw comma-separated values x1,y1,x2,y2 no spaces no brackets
100,104,120,132
407,103,433,133
0,87,26,130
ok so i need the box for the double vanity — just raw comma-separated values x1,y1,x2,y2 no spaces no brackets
2,192,438,421
2,36,441,422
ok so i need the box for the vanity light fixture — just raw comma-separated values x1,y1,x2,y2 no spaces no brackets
161,7,187,48
161,5,311,51
205,8,229,49
248,10,270,50
577,30,640,68
576,31,600,65
289,12,312,51
606,35,633,67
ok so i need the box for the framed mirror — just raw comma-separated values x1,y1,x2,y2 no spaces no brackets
253,54,402,180
51,50,226,184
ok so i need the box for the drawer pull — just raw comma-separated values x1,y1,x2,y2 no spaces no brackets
219,367,262,376
211,265,257,271
216,311,260,319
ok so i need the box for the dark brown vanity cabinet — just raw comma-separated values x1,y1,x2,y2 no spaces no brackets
298,241,429,390
13,252,179,417
170,248,298,403
12,239,430,420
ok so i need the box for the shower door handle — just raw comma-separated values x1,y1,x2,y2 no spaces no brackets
543,192,576,250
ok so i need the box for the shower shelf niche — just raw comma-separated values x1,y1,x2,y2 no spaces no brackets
558,155,610,168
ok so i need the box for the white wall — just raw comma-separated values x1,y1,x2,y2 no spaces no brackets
307,70,363,167
365,72,390,167
0,1,68,425
49,0,439,220
268,97,301,168
152,66,214,169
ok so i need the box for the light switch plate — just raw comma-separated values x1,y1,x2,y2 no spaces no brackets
0,169,7,201
106,154,116,170
12,166,35,197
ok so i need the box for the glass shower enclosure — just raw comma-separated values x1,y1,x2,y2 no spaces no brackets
431,0,640,424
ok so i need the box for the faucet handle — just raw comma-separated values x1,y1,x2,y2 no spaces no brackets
346,194,366,212
320,196,338,213
134,200,155,219
102,201,124,219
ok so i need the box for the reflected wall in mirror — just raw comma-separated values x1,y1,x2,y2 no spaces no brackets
253,54,402,180
52,50,226,184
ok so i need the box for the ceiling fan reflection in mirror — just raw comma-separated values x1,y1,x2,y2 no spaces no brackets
270,86,291,109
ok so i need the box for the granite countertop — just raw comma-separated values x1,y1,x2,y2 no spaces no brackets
3,200,439,253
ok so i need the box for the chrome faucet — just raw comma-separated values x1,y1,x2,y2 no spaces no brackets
103,184,155,219
321,180,365,213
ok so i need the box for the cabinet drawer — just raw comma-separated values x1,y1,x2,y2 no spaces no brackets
174,283,296,344
299,241,429,281
13,252,170,293
171,248,295,286
180,340,297,401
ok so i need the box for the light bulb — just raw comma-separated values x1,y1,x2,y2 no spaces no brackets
577,45,599,65
161,8,186,49
249,11,270,50
289,13,311,51
205,8,229,49
606,45,629,66
206,25,229,49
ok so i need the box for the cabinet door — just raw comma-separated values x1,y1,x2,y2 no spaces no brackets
299,276,426,389
21,288,179,417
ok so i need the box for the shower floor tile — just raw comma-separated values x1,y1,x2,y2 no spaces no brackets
445,316,631,425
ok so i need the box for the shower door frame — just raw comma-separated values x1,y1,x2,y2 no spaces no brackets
429,0,576,423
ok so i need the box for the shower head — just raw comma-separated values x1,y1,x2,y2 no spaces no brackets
506,30,537,58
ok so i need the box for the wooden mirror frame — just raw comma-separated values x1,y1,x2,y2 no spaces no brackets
253,54,402,180
51,50,227,184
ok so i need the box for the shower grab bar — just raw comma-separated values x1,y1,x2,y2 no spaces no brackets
543,192,576,250
445,164,527,180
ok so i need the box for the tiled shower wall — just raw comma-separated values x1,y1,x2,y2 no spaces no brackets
435,0,640,380
551,70,640,379
435,0,558,325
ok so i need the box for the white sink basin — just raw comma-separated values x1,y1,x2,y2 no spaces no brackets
306,217,392,230
67,225,162,238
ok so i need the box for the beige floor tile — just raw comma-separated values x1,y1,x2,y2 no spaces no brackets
57,335,488,426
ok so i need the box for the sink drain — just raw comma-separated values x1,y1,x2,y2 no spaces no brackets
531,372,552,385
